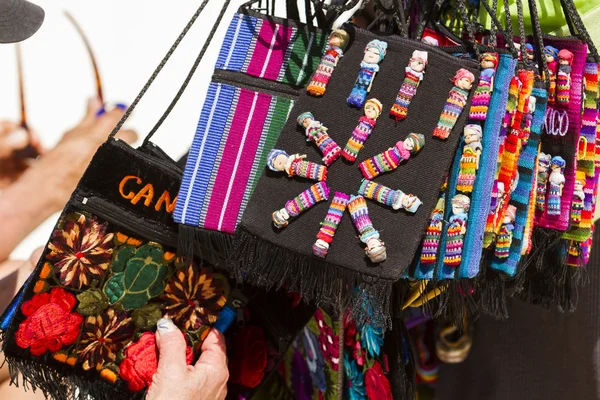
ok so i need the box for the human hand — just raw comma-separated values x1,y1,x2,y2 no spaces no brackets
147,318,228,400
0,121,43,189
26,98,137,210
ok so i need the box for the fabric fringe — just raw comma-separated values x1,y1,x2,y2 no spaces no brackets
4,356,146,400
227,227,393,329
177,224,233,267
477,267,509,319
421,279,478,330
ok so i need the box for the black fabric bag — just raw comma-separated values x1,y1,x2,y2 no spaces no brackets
228,24,481,327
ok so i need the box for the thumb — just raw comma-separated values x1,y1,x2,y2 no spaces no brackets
156,318,187,374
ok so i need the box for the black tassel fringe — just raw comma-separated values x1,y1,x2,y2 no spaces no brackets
3,356,145,400
227,228,393,329
177,224,233,267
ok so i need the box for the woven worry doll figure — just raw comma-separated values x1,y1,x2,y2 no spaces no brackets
313,192,349,258
389,50,428,121
557,49,574,104
468,52,498,120
547,156,566,216
444,194,471,267
420,197,445,264
297,112,342,166
571,171,586,225
522,95,536,146
456,124,483,193
358,179,422,212
347,195,386,263
535,153,552,212
544,46,559,105
342,98,383,162
494,205,517,259
347,39,388,108
433,68,476,140
272,182,330,229
306,29,350,97
267,149,328,181
359,132,425,180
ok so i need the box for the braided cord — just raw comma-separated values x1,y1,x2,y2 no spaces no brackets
527,0,551,87
109,0,212,138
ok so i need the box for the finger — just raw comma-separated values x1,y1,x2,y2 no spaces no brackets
195,329,227,369
0,128,28,158
81,97,103,126
115,129,138,144
0,121,20,136
155,318,188,374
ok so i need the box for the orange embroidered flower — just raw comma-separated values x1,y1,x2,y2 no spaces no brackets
47,213,114,289
15,287,83,356
120,332,193,392
76,308,133,371
162,263,229,330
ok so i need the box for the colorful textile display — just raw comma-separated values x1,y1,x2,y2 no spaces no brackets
443,195,471,267
456,124,483,193
420,197,445,264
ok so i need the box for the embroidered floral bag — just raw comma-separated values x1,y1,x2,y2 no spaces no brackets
0,2,236,399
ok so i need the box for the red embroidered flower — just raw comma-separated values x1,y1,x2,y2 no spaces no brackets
318,324,339,371
77,308,133,371
344,313,357,347
229,326,268,388
162,263,229,330
120,332,193,392
364,361,393,400
15,287,83,356
47,213,114,289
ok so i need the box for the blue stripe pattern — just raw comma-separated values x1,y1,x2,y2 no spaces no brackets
460,55,517,278
491,88,547,276
174,82,236,226
215,14,257,72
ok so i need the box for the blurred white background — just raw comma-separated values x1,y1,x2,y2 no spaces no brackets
3,0,294,259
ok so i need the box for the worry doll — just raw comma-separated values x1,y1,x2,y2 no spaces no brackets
544,46,559,105
547,156,566,216
525,43,539,72
571,171,586,225
433,68,476,139
468,52,498,120
359,133,425,180
313,192,349,258
443,194,471,267
456,124,483,193
358,179,422,212
494,205,516,259
306,29,350,97
297,112,342,166
347,39,388,108
342,98,383,162
267,149,328,181
347,195,387,263
272,182,330,229
420,197,445,264
390,50,428,121
557,49,574,104
535,153,552,212
522,95,536,146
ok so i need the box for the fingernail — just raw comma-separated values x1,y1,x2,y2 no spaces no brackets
157,318,177,334
5,128,28,147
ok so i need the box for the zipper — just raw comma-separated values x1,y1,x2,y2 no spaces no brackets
72,193,179,249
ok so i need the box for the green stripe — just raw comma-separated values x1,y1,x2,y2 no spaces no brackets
284,29,328,87
250,96,294,194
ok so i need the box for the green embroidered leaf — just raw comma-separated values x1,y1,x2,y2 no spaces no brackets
103,244,169,310
131,304,163,330
76,289,109,316
111,246,136,273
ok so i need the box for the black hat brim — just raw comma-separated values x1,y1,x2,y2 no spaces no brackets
0,0,45,44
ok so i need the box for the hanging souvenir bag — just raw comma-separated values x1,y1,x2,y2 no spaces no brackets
0,2,239,399
173,0,355,267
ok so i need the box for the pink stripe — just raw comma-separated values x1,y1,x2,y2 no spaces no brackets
219,93,272,232
262,25,294,81
203,89,256,230
246,22,276,77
